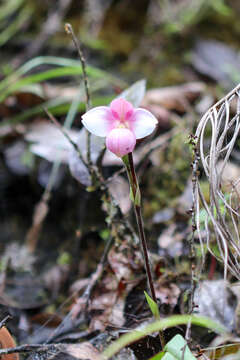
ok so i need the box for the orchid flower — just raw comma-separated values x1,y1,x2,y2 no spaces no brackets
82,98,158,157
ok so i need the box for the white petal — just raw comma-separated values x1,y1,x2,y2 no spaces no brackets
131,108,158,139
82,106,112,137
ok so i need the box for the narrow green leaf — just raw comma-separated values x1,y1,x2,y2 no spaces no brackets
0,56,127,102
149,352,165,360
148,351,165,360
0,4,33,46
144,291,160,319
0,0,24,21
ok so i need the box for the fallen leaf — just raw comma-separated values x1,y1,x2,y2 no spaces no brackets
0,327,19,360
158,224,185,258
155,283,180,311
62,343,100,360
25,121,78,163
69,128,105,186
108,176,131,214
142,82,205,112
192,39,240,90
4,141,31,175
142,103,171,128
72,241,144,332
108,241,143,282
194,280,237,332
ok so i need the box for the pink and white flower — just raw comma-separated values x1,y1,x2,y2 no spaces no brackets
82,98,158,157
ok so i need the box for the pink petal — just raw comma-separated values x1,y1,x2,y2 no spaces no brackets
82,106,113,137
106,128,136,157
110,98,134,121
130,108,158,139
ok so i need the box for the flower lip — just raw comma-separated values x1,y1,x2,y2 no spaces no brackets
106,128,136,157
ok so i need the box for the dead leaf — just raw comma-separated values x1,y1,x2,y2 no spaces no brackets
62,343,100,360
194,280,237,332
4,141,31,175
203,334,240,359
69,129,105,186
142,82,205,112
192,39,240,90
158,224,185,257
42,84,79,100
70,278,90,295
79,241,143,331
108,241,143,282
25,121,78,163
0,327,19,360
108,176,131,214
155,282,180,310
142,103,170,128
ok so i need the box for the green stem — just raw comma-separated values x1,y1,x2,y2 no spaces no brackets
122,153,165,349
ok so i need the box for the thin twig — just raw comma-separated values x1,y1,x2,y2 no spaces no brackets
44,107,87,167
0,316,12,329
182,135,200,359
65,23,92,165
188,134,199,314
64,24,91,111
82,235,114,307
0,344,64,356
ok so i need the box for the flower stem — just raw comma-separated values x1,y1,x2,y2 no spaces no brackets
123,153,165,349
127,154,156,300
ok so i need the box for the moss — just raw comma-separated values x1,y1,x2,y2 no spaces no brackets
143,128,192,218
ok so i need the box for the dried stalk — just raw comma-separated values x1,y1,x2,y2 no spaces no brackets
65,23,92,165
194,83,240,279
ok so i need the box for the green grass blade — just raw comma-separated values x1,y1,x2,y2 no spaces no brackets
0,4,33,46
0,0,25,22
0,56,126,99
1,94,114,128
